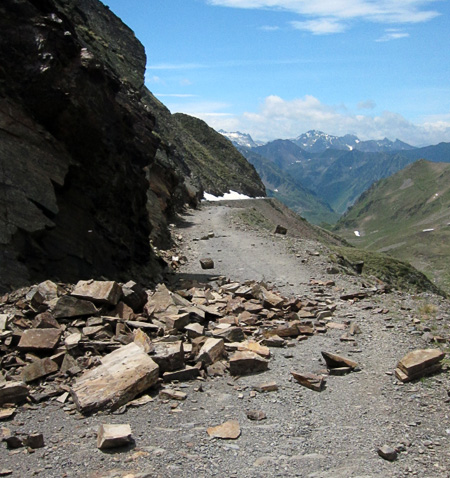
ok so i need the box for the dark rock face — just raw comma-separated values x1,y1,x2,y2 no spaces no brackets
0,0,196,292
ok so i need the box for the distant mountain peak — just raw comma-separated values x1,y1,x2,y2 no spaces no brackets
219,130,264,148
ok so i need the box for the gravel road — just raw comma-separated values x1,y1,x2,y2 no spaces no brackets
2,200,450,478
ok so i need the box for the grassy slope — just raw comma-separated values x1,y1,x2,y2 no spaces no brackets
335,160,450,291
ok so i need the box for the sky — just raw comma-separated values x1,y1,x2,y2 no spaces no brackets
101,0,450,146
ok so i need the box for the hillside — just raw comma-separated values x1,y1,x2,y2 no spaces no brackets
335,159,450,291
173,113,265,198
239,148,339,225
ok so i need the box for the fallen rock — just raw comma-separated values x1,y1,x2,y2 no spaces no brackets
207,420,241,439
291,371,325,392
163,366,200,383
152,341,185,373
23,433,45,449
21,357,59,383
229,351,269,376
253,381,278,393
321,351,358,370
72,280,122,305
377,444,398,461
200,258,214,270
262,335,286,347
97,424,132,450
159,388,187,401
0,408,16,420
70,343,159,414
395,348,445,382
0,382,29,406
246,410,267,421
17,328,62,352
274,225,287,235
195,338,225,366
52,296,98,319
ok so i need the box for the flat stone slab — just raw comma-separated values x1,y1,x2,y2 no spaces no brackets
18,329,62,352
52,296,98,319
21,357,59,383
72,280,122,305
291,371,325,392
70,342,159,414
207,420,241,439
397,348,444,376
321,351,358,370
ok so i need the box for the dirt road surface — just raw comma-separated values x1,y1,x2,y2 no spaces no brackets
2,200,450,478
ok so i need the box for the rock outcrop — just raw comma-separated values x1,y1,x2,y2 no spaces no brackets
0,0,266,293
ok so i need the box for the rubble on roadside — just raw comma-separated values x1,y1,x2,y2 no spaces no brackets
0,276,348,417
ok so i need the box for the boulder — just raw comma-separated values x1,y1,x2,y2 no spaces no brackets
70,343,159,414
291,371,325,392
0,381,29,406
151,341,185,373
21,357,59,383
395,348,445,382
321,351,358,370
207,420,241,439
51,296,98,319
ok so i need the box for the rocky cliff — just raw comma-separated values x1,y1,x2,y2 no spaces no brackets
0,0,265,293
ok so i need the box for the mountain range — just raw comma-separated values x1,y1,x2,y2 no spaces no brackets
221,129,450,224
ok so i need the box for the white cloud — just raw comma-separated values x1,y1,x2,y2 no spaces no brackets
205,0,441,34
291,18,347,34
376,28,410,42
191,94,450,146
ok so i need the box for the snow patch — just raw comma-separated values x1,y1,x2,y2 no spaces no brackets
203,190,255,201
422,228,434,232
354,231,361,237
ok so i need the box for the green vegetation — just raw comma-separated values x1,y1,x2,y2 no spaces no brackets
173,113,265,197
335,160,450,293
330,245,445,296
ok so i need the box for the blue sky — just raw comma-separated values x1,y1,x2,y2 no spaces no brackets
102,0,450,146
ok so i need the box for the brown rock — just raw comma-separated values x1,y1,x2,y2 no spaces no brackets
253,381,278,393
185,322,205,339
207,420,241,439
23,433,45,449
18,328,62,352
0,382,29,406
70,343,159,414
32,312,60,329
72,280,122,305
133,328,153,354
377,445,397,461
21,357,59,383
229,351,269,376
152,341,185,373
240,340,271,358
163,313,191,331
200,258,214,269
52,296,98,319
321,351,358,370
122,281,147,312
291,371,325,392
97,424,132,450
262,335,286,347
395,348,445,382
213,326,245,343
195,337,225,366
0,408,16,420
163,366,200,382
159,388,187,401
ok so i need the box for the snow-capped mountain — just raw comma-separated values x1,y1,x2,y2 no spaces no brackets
291,130,415,153
291,130,360,153
219,130,264,148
